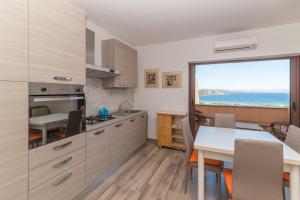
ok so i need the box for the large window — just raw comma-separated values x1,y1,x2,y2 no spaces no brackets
195,59,290,108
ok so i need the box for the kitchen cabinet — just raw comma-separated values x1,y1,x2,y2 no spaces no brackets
85,112,147,187
28,133,86,199
29,147,85,190
29,0,86,85
86,126,110,185
109,113,147,166
127,113,147,155
102,39,137,88
29,132,86,169
109,121,131,166
0,0,28,81
137,113,147,146
0,82,28,200
29,162,85,200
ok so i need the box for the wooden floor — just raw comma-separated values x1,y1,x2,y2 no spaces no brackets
83,141,290,200
83,141,229,200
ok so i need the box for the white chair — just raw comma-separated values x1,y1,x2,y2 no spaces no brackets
214,113,236,128
223,139,284,200
181,117,222,195
285,125,300,153
282,125,300,198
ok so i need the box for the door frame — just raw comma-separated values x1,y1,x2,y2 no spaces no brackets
189,56,300,134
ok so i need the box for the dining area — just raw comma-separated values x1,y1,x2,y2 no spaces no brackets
182,113,300,200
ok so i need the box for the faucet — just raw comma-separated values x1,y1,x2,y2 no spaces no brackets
118,100,131,115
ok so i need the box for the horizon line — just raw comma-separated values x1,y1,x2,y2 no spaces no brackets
199,88,289,92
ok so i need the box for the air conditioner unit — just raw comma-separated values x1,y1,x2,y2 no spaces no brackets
214,35,258,53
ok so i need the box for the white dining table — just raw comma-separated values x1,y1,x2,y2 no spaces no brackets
30,113,68,145
194,126,300,200
235,121,264,131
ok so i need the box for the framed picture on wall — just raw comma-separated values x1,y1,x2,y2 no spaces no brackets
144,69,159,88
162,71,182,88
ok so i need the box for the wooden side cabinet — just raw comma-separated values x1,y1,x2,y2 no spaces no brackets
157,112,187,150
102,39,137,88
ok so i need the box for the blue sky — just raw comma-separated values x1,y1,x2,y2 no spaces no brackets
195,59,290,92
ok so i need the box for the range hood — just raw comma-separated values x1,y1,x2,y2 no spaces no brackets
86,29,120,79
86,64,120,79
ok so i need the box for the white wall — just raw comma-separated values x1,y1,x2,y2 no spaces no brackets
134,23,300,139
86,21,134,115
87,21,133,66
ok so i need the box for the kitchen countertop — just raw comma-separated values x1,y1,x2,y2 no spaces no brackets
86,110,147,131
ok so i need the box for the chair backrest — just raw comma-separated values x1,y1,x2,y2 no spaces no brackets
30,106,49,117
65,110,83,137
214,113,236,128
181,116,194,163
285,125,300,153
232,139,283,200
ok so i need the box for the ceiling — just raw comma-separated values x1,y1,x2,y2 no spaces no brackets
70,0,300,46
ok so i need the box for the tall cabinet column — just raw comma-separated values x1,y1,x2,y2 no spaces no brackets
0,0,28,199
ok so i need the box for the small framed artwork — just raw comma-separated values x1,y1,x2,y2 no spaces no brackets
144,69,159,88
162,71,182,88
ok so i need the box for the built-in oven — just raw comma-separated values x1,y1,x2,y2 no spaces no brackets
29,83,86,149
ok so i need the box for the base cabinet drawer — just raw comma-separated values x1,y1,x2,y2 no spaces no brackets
86,126,110,185
29,147,85,190
29,162,85,200
29,133,85,169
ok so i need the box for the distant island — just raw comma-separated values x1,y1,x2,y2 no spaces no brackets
199,89,231,96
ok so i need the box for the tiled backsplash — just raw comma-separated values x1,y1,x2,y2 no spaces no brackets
85,78,134,116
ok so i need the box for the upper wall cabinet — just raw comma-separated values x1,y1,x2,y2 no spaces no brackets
29,0,86,85
0,0,28,81
102,39,137,88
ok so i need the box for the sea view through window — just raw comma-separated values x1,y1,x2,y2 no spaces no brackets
195,59,290,107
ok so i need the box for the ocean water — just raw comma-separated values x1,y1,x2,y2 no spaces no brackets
200,92,290,107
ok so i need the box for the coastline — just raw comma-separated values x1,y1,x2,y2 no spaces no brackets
199,102,289,108
199,91,290,108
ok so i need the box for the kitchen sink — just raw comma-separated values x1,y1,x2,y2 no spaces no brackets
116,110,142,116
128,110,142,113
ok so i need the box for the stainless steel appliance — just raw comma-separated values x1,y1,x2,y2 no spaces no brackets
86,29,120,79
86,115,114,125
29,83,86,149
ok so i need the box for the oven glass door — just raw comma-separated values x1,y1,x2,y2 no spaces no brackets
29,95,85,149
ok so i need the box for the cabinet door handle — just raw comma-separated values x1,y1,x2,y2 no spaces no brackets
94,130,105,135
115,123,123,128
52,172,72,186
292,102,297,112
130,119,135,122
53,76,72,81
52,157,72,168
53,141,72,151
141,115,145,119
